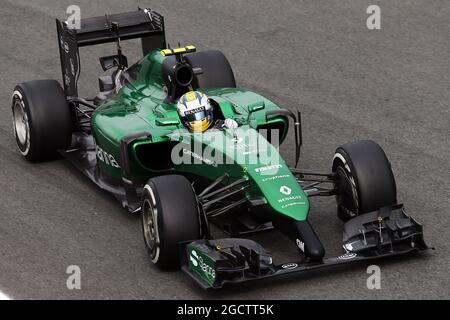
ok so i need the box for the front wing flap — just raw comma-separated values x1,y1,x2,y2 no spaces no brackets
342,204,427,254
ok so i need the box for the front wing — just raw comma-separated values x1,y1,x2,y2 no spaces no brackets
180,204,429,290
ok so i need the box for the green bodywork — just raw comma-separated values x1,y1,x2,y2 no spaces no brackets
187,243,217,286
91,50,310,221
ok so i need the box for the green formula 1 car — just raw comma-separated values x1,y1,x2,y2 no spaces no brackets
11,9,428,289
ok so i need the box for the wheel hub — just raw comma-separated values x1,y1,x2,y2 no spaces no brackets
13,100,29,146
335,166,358,218
142,199,158,259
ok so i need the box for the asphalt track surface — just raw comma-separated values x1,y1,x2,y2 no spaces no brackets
0,0,449,299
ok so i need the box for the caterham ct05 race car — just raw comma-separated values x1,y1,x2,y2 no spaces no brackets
11,9,428,289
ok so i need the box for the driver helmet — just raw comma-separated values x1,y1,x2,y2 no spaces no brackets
177,91,213,132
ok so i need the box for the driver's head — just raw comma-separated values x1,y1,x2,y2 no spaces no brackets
177,91,213,132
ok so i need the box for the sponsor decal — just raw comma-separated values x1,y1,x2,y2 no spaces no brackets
96,145,120,168
64,42,70,53
70,58,76,76
281,263,298,269
279,185,292,195
64,74,71,86
278,195,302,203
281,202,306,209
337,253,357,260
190,251,198,267
184,106,205,116
278,191,305,208
183,148,217,167
190,250,200,264
261,174,290,182
59,36,70,53
254,164,282,173
296,239,305,252
190,249,216,280
344,241,359,252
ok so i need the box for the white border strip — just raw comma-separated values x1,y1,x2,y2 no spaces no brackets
0,290,12,300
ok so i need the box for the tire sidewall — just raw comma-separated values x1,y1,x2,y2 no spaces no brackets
333,150,360,221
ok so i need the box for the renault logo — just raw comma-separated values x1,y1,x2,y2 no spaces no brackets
280,185,292,195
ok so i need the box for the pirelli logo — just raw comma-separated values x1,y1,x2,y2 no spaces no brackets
96,145,120,168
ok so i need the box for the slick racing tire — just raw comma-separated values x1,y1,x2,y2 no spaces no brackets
11,80,72,161
185,50,236,88
141,175,202,270
332,140,397,222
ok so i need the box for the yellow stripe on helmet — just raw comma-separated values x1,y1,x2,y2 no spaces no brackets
185,91,197,102
188,118,212,133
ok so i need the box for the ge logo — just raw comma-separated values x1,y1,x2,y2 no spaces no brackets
280,186,292,195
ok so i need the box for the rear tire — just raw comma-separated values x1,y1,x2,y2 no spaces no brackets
185,50,236,88
332,140,397,222
141,175,202,270
11,80,72,161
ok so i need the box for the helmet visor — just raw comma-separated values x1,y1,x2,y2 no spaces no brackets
188,118,212,132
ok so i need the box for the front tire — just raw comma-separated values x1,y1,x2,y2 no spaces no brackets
141,175,202,270
332,140,397,221
11,80,72,161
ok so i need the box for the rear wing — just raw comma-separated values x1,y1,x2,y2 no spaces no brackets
56,9,166,97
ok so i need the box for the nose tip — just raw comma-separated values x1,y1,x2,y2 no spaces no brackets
306,246,325,262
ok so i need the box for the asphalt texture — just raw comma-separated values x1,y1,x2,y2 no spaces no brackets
0,0,449,299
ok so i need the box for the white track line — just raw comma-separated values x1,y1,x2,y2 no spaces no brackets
0,290,12,300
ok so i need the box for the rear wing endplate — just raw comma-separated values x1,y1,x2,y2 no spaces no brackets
56,9,166,96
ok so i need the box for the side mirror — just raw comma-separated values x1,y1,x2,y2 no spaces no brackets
99,55,128,71
265,108,294,121
265,108,303,168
